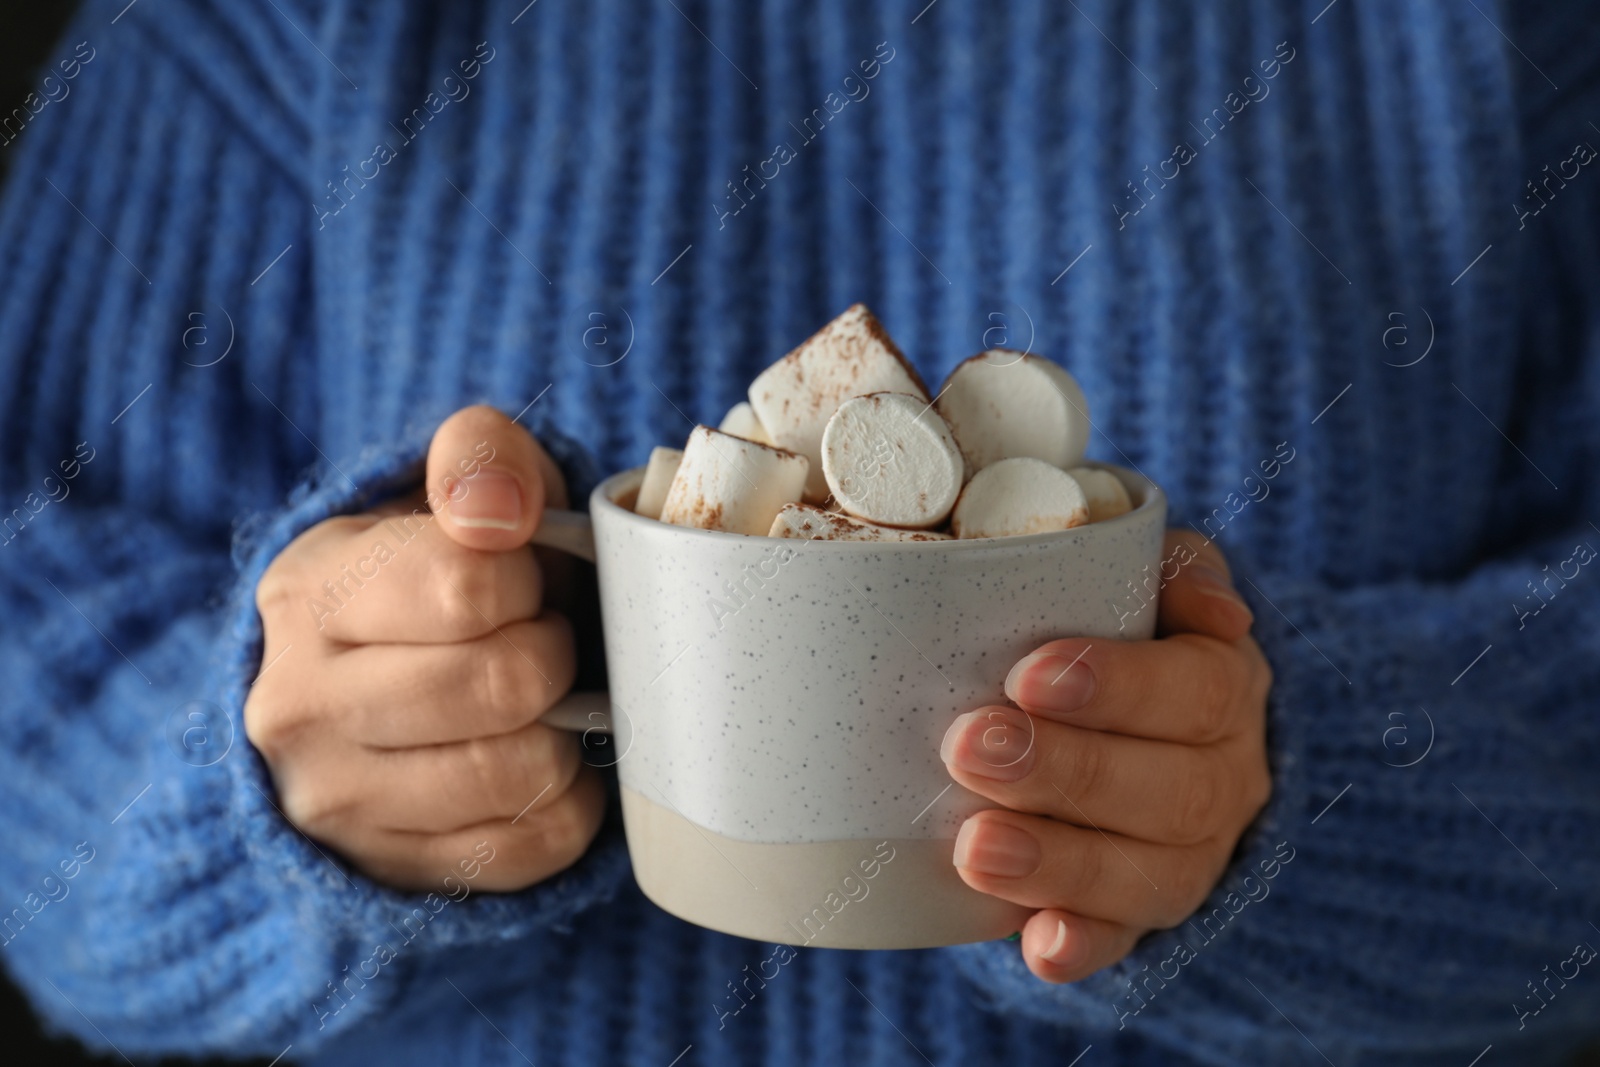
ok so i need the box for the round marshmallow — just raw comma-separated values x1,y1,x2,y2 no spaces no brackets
659,427,809,536
718,401,773,445
951,457,1089,539
821,392,964,529
748,303,928,501
634,446,684,520
1067,466,1133,523
935,351,1090,472
768,503,953,542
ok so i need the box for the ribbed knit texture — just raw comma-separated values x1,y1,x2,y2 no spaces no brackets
1,1,1598,1064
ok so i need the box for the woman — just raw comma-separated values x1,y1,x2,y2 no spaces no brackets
1,0,1596,1063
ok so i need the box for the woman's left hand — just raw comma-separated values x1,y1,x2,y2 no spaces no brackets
941,530,1273,982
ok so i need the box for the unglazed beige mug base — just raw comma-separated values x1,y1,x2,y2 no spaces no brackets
619,785,1031,949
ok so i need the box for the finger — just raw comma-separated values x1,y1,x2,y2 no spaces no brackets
952,808,1219,928
1155,529,1253,641
1003,634,1261,745
1019,909,1143,984
284,720,584,835
940,705,1228,845
328,615,577,747
369,723,582,834
284,511,543,645
347,764,607,891
426,405,568,552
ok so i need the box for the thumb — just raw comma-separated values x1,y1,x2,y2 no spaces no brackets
426,405,569,552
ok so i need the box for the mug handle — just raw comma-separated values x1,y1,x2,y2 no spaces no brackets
528,508,612,735
529,507,598,565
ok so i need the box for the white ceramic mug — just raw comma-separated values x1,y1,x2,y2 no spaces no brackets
534,462,1166,949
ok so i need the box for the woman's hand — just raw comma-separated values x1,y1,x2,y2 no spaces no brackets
244,406,605,891
941,531,1272,982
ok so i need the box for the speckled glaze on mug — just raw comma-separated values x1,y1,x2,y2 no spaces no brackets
589,462,1166,949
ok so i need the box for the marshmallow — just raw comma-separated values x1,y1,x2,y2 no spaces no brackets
659,426,809,536
718,401,773,445
935,351,1091,472
748,304,929,500
1067,466,1133,523
821,392,964,529
768,503,953,542
951,457,1089,539
634,446,684,520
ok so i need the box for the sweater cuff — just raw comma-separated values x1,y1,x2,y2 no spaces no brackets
221,417,627,1037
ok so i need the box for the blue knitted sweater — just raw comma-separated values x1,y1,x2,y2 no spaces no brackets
2,1,1598,1064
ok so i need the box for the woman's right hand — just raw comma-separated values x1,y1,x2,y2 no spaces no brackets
244,406,606,891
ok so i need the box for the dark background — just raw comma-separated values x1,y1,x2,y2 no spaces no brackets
2,4,1597,1067
0,4,80,186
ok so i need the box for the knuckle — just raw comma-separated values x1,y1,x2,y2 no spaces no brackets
1169,766,1221,844
1064,734,1112,802
1157,889,1202,930
243,684,302,761
476,647,531,733
530,792,589,865
1169,857,1222,921
1063,828,1105,901
566,779,605,845
255,516,370,620
458,734,497,784
1194,543,1233,579
276,783,315,830
1189,644,1239,742
278,779,350,837
529,726,581,791
254,559,300,619
1149,869,1202,928
431,552,496,635
460,736,515,803
1147,897,1183,930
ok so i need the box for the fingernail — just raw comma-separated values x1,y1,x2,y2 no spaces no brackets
1043,921,1068,966
1004,651,1095,716
446,470,522,530
1189,564,1254,622
953,818,1040,878
940,708,1035,781
1002,654,1043,699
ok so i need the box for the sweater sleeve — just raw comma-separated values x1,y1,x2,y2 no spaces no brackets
949,529,1600,1063
948,10,1600,1059
0,6,625,1059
